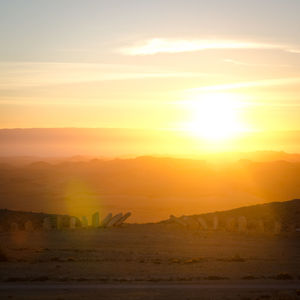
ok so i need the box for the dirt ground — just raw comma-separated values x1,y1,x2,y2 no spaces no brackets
0,224,300,299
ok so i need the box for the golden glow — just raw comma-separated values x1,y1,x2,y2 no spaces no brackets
182,93,246,141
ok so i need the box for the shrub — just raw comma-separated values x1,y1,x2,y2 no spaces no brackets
0,248,8,262
274,273,293,280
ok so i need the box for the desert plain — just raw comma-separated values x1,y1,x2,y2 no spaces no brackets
0,221,300,300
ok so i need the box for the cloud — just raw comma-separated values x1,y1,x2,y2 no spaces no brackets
0,62,213,89
223,59,252,66
286,48,300,54
119,38,285,55
223,59,289,68
187,77,300,92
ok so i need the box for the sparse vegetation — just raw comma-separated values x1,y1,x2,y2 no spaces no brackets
31,276,49,282
67,257,76,262
217,254,246,262
0,248,8,262
273,273,293,280
230,254,246,262
204,275,228,280
242,275,259,280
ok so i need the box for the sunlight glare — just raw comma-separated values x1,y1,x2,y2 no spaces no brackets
183,93,246,141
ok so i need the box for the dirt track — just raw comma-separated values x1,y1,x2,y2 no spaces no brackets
0,282,300,300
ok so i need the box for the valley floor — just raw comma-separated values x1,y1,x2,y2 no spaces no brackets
0,224,299,299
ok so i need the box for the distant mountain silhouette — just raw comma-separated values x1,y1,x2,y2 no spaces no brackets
0,156,300,222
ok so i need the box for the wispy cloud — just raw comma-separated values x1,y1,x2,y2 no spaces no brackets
119,38,300,56
0,62,213,89
187,77,300,92
286,48,300,54
223,59,289,68
119,38,288,56
223,59,253,66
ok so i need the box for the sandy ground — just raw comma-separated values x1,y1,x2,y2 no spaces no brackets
0,224,300,299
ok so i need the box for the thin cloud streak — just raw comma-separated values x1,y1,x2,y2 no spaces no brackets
0,62,215,89
223,59,289,68
119,38,299,55
188,77,300,92
287,48,300,54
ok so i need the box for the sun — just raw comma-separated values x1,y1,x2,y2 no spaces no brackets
182,92,245,141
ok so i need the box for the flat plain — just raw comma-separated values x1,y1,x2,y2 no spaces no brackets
0,224,299,299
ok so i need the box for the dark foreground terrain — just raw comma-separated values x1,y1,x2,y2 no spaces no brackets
0,224,300,299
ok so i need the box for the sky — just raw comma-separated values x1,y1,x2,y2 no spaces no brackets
1,0,300,140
